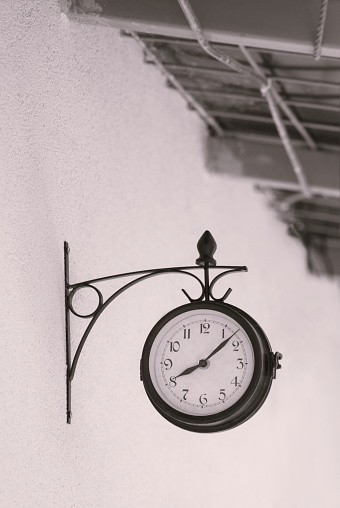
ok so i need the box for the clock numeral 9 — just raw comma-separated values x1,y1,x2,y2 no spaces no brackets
170,341,180,352
164,359,173,370
199,393,207,405
200,323,210,334
169,376,177,387
232,340,240,351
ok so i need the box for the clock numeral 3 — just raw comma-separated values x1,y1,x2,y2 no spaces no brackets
237,358,244,369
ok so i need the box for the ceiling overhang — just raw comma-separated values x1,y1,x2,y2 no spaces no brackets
70,0,340,58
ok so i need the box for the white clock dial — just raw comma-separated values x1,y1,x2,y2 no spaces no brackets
148,309,255,416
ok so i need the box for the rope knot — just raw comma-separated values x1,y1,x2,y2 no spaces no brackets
260,78,272,96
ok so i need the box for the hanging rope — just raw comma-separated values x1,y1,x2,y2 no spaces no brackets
261,83,311,199
313,0,329,60
177,0,313,200
176,0,261,85
239,45,317,151
129,32,225,137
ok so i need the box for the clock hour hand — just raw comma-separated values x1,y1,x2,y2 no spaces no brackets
204,329,240,361
175,363,200,379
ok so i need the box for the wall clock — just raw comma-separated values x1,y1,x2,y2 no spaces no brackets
65,230,281,426
141,300,281,432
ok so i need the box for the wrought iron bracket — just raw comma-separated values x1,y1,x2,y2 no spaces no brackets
64,231,247,423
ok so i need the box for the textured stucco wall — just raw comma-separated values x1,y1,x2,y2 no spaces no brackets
1,2,339,507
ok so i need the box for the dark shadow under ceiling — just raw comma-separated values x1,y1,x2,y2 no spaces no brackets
124,32,340,278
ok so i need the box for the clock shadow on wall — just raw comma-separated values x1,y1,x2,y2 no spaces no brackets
64,231,282,432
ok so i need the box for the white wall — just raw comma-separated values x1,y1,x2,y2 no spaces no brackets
1,2,339,507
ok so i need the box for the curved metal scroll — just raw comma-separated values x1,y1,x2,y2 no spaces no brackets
68,269,206,383
64,232,247,423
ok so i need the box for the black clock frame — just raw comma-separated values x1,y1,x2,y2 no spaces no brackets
141,301,277,433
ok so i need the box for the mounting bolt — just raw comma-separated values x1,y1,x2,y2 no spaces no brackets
272,352,283,379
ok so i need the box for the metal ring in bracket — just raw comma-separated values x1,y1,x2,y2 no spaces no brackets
68,284,103,318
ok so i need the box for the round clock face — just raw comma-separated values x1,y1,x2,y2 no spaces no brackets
149,308,254,416
141,302,274,432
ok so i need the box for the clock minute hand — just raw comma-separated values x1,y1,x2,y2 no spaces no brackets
204,329,240,361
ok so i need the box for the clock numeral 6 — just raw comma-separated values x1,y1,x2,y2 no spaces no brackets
169,376,177,387
164,358,173,370
199,393,207,405
170,341,180,352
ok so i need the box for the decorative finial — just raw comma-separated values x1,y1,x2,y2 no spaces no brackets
196,231,217,266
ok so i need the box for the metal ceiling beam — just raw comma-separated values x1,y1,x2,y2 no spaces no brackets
255,180,339,199
186,89,339,112
299,224,339,237
284,100,339,112
207,111,340,132
205,137,340,198
223,132,339,152
285,209,340,224
163,63,340,90
270,76,340,89
128,35,340,63
69,0,340,58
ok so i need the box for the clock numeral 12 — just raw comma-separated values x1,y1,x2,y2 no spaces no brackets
200,323,210,334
